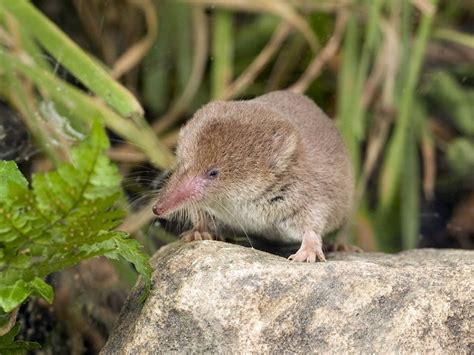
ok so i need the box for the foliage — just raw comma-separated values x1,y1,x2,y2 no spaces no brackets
1,0,472,254
0,0,473,351
0,0,174,169
137,0,474,251
0,124,151,338
0,323,39,355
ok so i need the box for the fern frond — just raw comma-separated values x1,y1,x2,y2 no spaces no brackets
0,123,151,313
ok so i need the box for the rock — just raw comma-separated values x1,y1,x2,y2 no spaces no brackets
102,241,474,354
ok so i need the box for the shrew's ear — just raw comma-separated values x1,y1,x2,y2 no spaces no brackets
268,125,298,171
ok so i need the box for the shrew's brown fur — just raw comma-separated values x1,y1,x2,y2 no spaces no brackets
154,91,354,261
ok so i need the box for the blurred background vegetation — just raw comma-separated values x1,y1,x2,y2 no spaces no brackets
0,0,473,352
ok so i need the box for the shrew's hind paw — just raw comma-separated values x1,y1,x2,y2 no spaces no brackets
180,229,214,242
288,249,326,263
325,242,363,253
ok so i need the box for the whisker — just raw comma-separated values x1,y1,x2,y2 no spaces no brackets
211,199,254,249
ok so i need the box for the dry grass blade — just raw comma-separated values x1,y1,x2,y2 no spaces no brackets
420,130,436,200
221,22,291,100
1,0,145,117
153,6,208,134
360,110,392,191
0,308,18,336
183,0,318,51
120,200,156,234
0,27,13,47
107,146,147,164
363,17,399,107
108,130,178,163
111,0,158,79
286,0,354,12
381,10,400,107
289,11,348,94
411,0,435,16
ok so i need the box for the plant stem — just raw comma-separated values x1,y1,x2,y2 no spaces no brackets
211,10,233,99
0,0,143,117
379,0,438,209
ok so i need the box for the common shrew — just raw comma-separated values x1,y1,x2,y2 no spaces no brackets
153,91,354,262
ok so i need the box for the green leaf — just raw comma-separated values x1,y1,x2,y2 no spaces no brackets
0,323,40,355
0,123,151,313
378,0,438,210
0,47,175,169
0,281,29,313
109,234,152,290
446,138,474,177
400,103,423,249
0,279,53,313
427,71,474,136
0,162,28,201
30,278,53,304
0,0,143,117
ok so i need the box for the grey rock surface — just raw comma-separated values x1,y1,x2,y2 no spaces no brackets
102,241,474,354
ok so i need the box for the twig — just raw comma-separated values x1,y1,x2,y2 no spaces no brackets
420,129,436,200
411,0,435,16
286,0,354,13
111,0,158,79
183,0,318,51
120,200,156,234
221,22,291,100
288,11,348,93
267,34,305,91
108,130,178,163
362,18,399,108
0,308,18,336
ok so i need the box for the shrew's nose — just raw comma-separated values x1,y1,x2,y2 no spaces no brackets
152,204,165,216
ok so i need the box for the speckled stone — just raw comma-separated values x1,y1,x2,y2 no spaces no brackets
102,241,474,354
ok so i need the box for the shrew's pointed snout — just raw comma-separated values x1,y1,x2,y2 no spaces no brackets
152,203,166,216
152,175,206,218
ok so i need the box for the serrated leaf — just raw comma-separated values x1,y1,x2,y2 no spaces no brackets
110,234,152,287
8,255,31,269
0,123,151,313
0,323,40,354
0,280,29,313
0,162,28,201
0,321,20,344
0,278,52,313
30,277,53,304
105,233,152,298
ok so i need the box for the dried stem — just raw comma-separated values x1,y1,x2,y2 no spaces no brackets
0,308,18,336
288,11,348,93
119,199,156,234
111,0,158,79
221,22,291,100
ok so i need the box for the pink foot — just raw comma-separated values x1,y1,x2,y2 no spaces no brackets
289,230,326,262
180,229,214,242
325,242,363,253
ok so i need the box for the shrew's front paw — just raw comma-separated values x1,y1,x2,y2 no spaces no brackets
180,229,215,242
288,248,326,263
288,230,326,263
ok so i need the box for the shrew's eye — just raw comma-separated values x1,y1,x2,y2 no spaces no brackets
206,168,220,179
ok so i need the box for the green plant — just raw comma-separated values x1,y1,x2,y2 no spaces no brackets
0,124,151,346
0,323,39,354
0,0,174,169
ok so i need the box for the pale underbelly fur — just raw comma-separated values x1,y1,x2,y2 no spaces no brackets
206,203,299,244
